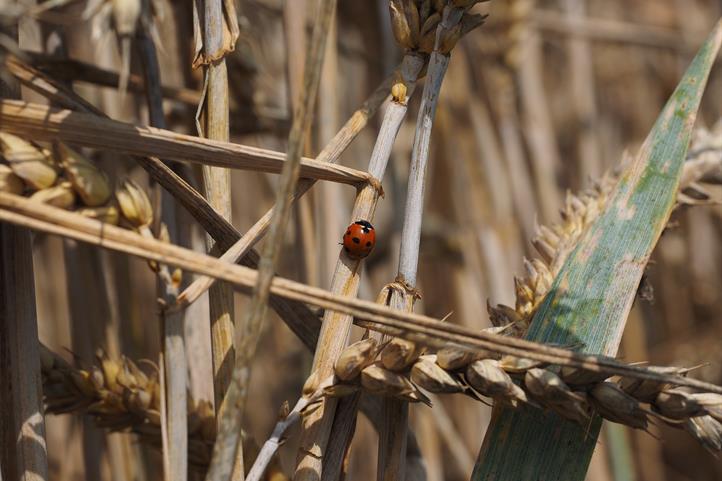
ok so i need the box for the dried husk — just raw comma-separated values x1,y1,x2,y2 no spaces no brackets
360,364,428,404
465,359,528,406
29,181,76,209
524,368,581,405
559,361,616,386
619,365,690,402
499,355,545,374
694,393,722,423
524,368,591,424
334,338,379,382
411,355,465,394
654,388,704,420
116,179,153,228
684,415,722,453
590,382,649,430
452,0,490,7
323,383,361,398
380,337,424,371
389,0,414,50
56,143,112,206
404,0,420,46
0,164,24,194
0,132,58,190
435,345,482,371
77,205,120,225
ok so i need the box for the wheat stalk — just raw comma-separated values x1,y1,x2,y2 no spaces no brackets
295,52,425,481
204,2,336,481
3,189,722,394
0,100,371,185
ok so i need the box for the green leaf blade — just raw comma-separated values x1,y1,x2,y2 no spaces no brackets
472,19,722,481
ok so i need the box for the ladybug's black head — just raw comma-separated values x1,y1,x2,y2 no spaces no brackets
354,220,374,230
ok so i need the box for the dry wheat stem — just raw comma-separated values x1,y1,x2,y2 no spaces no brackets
175,65,400,312
0,100,371,185
313,54,427,481
245,376,335,481
295,53,425,481
137,27,189,481
198,0,236,448
204,2,336,481
3,54,324,350
377,6,460,479
2,193,722,394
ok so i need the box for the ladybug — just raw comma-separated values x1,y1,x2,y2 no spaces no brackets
342,220,376,260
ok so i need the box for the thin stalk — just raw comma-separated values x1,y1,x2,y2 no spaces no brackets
26,53,286,133
0,22,48,481
0,99,371,185
284,0,316,287
138,29,188,481
0,224,49,481
199,0,236,435
204,2,337,481
174,68,396,310
246,376,335,481
378,7,460,480
294,53,425,481
5,193,722,393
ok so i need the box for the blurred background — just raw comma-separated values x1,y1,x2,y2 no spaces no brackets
21,0,722,480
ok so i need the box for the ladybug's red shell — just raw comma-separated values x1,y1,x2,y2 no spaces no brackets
342,220,376,260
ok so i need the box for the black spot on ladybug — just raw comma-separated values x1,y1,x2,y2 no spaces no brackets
346,230,351,235
344,247,350,253
366,241,371,247
352,237,360,244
